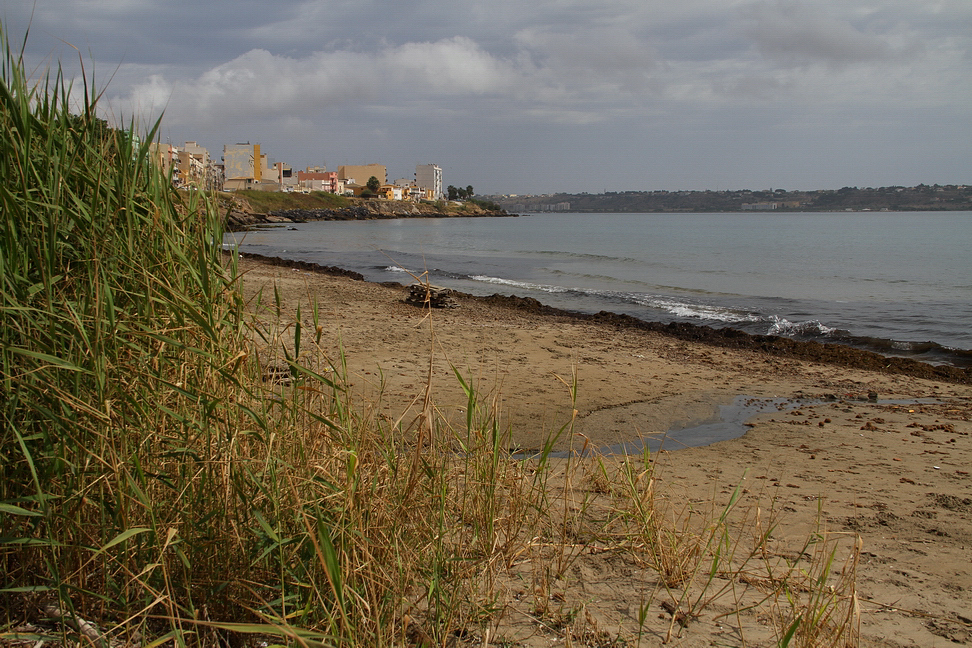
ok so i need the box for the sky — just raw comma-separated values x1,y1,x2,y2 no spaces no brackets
2,0,970,195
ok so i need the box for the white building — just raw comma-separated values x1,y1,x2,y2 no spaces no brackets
415,164,443,200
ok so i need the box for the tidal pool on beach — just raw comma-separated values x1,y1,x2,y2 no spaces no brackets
542,395,943,458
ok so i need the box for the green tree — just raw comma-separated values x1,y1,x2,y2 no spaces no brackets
366,176,381,193
447,185,458,200
466,185,474,197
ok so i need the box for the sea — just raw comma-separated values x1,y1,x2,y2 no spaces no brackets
224,211,972,367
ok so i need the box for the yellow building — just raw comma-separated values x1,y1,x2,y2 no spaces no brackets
377,185,404,200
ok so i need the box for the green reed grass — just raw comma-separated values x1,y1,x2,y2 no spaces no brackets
1,21,250,639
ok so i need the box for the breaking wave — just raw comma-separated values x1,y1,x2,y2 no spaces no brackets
767,316,838,337
466,274,761,325
469,275,571,293
629,295,762,324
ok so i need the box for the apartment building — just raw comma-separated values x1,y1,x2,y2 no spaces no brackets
415,163,443,199
148,141,221,190
223,143,282,191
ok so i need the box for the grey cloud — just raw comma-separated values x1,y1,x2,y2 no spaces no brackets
741,1,898,67
10,0,309,68
513,27,658,95
4,0,968,193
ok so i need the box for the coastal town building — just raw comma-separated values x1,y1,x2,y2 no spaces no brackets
177,141,208,188
148,142,178,178
177,150,205,188
298,169,340,193
378,185,405,200
273,162,298,191
223,143,261,191
338,164,386,187
148,141,221,191
162,139,441,200
415,164,443,199
222,143,279,191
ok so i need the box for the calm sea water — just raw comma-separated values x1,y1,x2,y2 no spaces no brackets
225,211,972,366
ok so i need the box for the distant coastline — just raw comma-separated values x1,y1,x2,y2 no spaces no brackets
491,183,972,213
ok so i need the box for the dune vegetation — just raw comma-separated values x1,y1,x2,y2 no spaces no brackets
0,28,865,648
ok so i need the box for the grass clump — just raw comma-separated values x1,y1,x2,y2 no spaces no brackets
231,190,350,214
0,21,249,641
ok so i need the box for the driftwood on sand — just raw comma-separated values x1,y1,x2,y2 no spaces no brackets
405,284,458,309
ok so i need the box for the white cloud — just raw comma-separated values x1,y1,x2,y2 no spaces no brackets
389,37,514,93
109,37,524,126
124,73,172,114
104,6,968,136
114,27,667,129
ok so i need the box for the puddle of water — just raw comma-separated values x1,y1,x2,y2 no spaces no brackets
600,396,789,456
533,396,786,459
532,395,941,459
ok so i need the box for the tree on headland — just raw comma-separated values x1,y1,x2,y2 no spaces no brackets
366,176,380,193
446,185,475,200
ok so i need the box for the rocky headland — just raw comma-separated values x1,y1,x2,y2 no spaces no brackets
223,193,512,230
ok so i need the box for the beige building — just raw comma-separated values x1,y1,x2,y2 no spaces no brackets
274,162,298,191
223,143,278,191
148,141,221,190
148,142,178,178
337,164,386,187
298,169,339,193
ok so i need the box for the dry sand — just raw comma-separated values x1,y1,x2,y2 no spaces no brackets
238,256,971,647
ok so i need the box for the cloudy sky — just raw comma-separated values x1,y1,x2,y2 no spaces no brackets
3,0,970,194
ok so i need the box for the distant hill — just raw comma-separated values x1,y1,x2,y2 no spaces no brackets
491,185,972,213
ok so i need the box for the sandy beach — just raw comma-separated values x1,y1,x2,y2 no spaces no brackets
237,255,971,646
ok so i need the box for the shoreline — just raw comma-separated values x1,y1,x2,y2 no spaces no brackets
237,252,972,645
234,250,972,384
